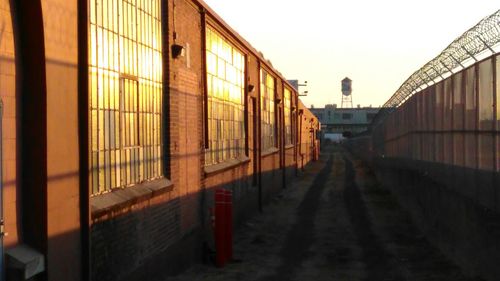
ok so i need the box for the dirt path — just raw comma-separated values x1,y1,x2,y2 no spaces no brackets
163,146,481,281
258,155,334,281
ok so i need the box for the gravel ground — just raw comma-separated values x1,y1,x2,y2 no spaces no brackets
162,145,482,281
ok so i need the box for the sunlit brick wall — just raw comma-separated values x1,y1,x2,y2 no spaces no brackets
0,0,18,249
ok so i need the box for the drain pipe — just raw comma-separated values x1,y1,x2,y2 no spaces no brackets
0,99,4,280
257,61,263,213
298,109,304,171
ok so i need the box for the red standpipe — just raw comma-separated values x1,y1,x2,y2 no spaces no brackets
225,190,233,261
214,189,226,267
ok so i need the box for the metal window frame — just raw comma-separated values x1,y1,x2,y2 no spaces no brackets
89,0,163,195
204,25,246,166
260,68,277,151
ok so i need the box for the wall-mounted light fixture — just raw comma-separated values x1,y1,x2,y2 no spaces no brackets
247,84,255,93
171,44,184,59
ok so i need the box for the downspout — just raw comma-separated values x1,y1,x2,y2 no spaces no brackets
299,109,303,171
244,56,249,157
77,0,90,278
0,100,3,280
199,7,212,259
294,94,298,176
493,55,498,205
201,10,209,151
257,62,262,213
281,84,285,189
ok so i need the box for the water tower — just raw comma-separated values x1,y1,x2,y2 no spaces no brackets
341,77,353,108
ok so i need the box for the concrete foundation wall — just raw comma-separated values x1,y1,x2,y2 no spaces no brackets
91,195,182,281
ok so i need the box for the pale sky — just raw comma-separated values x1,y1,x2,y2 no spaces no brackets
203,0,499,108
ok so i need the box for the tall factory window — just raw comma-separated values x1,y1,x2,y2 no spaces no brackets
205,26,246,165
89,0,163,195
260,69,276,151
284,88,292,145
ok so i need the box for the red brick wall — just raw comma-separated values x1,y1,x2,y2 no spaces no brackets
86,0,320,278
2,1,83,280
41,0,82,280
91,193,182,281
298,101,320,169
0,0,19,249
168,0,205,237
90,0,207,279
0,0,318,280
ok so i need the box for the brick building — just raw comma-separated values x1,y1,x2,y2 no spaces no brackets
0,0,319,280
310,105,380,141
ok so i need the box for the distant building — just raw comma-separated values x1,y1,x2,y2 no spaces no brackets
310,104,380,141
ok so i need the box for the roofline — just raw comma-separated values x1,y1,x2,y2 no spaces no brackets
192,0,298,92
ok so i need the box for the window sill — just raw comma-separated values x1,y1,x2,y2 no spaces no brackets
262,147,279,157
204,156,250,176
285,144,294,150
90,178,174,219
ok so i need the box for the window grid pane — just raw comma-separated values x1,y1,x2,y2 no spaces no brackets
284,88,292,145
89,0,163,195
260,69,276,151
205,26,246,166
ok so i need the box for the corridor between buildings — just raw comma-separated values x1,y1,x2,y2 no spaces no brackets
163,145,480,281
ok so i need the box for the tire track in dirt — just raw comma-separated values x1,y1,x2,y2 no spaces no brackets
258,154,334,281
344,156,404,281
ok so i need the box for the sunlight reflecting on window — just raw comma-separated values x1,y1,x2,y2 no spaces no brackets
284,88,292,146
261,69,276,151
89,0,163,195
205,26,246,166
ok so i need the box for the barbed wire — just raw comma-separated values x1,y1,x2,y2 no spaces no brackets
381,9,500,110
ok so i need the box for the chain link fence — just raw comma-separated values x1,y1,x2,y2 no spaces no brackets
373,9,500,126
